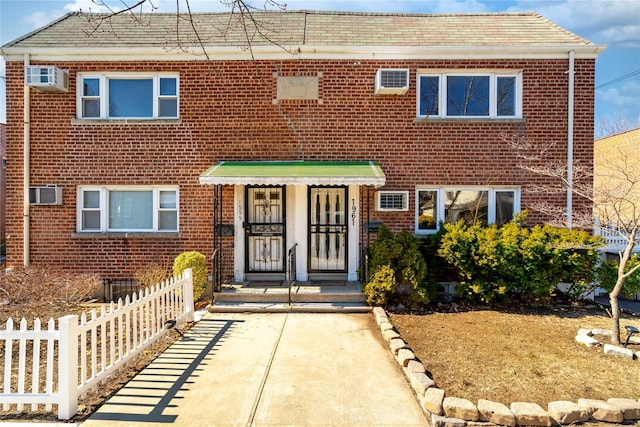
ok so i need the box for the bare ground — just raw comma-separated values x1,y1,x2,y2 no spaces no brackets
390,302,640,408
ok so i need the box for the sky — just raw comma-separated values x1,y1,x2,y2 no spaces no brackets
0,0,639,132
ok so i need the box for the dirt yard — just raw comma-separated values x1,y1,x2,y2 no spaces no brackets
390,303,640,407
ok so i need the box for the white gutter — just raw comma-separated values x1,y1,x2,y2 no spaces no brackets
23,53,30,265
566,50,575,229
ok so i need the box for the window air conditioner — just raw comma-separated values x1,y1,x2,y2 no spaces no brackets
29,186,63,205
25,66,69,93
375,69,409,95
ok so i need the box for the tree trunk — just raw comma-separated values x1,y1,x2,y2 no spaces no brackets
609,281,622,345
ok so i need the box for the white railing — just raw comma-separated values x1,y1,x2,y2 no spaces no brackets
0,269,194,420
593,225,640,251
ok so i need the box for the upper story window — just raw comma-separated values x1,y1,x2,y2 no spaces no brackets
416,187,520,234
78,186,179,232
77,73,179,119
417,72,521,119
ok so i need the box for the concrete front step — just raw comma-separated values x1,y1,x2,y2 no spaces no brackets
214,282,366,304
206,302,372,313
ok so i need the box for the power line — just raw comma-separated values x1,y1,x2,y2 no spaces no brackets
596,69,640,89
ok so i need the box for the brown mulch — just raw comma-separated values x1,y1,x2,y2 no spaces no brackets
390,302,640,408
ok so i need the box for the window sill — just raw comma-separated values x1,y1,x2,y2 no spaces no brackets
71,232,181,239
71,118,182,125
413,117,526,124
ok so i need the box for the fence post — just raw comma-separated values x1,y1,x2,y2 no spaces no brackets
57,315,79,420
183,268,195,323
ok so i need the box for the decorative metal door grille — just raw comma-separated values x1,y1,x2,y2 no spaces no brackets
245,186,285,272
309,186,347,272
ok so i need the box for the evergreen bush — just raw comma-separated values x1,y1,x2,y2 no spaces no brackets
173,251,207,301
437,213,602,304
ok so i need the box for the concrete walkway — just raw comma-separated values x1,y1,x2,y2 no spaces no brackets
81,313,427,427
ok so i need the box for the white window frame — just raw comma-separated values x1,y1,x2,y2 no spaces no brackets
76,73,179,119
376,191,409,211
416,71,522,119
77,186,179,232
415,186,520,234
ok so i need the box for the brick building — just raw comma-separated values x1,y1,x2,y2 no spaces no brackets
0,122,5,262
1,10,603,285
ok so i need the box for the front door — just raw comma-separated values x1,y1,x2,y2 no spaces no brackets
308,186,347,272
245,186,285,272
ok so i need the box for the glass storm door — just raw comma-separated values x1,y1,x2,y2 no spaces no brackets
245,186,285,272
309,186,347,272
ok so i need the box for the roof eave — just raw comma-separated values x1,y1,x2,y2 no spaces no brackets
1,43,606,62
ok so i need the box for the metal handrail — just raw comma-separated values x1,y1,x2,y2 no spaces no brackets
287,243,298,306
210,248,219,306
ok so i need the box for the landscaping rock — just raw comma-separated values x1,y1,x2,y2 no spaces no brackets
444,397,480,421
389,337,408,355
372,306,386,321
478,399,516,426
466,422,497,427
591,328,612,336
422,387,445,415
577,398,624,423
575,333,600,347
603,343,635,359
577,328,593,336
409,371,435,395
396,348,415,367
431,413,466,427
510,402,552,426
547,401,589,424
405,359,425,374
382,328,400,342
608,398,640,420
378,320,395,331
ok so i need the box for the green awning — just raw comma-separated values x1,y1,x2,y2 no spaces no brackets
199,161,386,188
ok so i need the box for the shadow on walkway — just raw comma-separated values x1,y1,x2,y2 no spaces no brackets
87,319,243,423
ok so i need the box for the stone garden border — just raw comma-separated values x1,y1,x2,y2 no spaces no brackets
372,307,640,427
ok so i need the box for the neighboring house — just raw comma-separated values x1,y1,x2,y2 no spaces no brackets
593,127,640,252
0,122,5,262
0,10,603,285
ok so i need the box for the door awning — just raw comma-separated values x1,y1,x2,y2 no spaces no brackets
199,161,386,188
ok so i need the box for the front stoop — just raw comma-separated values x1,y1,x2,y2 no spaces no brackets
207,281,371,313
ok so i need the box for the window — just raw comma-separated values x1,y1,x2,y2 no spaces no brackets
376,191,409,211
417,72,520,118
78,74,179,119
78,187,178,232
416,187,520,233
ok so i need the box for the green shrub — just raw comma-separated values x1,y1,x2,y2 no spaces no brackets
173,251,207,301
437,213,602,304
363,264,396,306
596,254,640,299
366,225,430,307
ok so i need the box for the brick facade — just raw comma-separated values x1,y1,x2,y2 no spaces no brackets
4,56,596,278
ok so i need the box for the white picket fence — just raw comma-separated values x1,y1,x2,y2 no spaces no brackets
0,268,194,420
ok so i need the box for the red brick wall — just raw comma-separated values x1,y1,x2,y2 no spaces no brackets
4,57,595,277
0,123,5,252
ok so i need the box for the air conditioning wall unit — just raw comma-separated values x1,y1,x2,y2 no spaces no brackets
29,186,63,205
25,66,69,93
375,69,410,95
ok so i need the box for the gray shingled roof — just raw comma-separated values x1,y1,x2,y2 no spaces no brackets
2,10,597,50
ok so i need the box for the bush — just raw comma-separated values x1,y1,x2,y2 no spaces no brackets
0,266,100,307
438,213,602,304
173,251,208,301
134,263,171,289
365,225,430,307
363,264,396,306
596,254,640,299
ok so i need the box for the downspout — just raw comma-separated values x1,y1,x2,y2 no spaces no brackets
23,53,30,265
566,50,575,229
